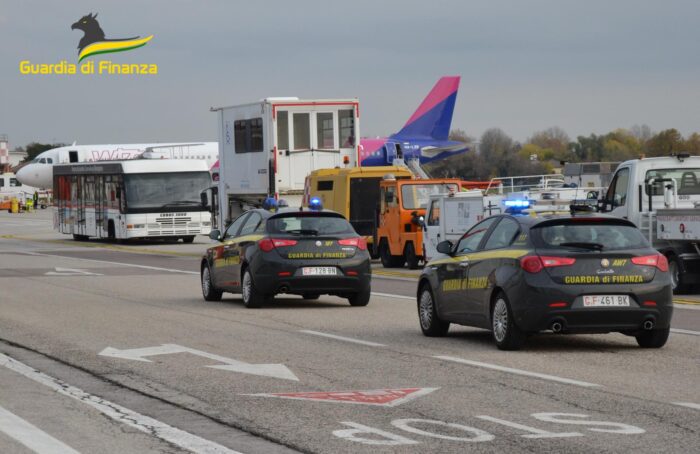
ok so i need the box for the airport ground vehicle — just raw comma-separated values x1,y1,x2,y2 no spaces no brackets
304,166,413,256
201,208,371,307
0,172,48,210
210,98,361,232
422,190,496,262
598,154,700,293
53,160,212,242
377,177,462,269
417,213,673,350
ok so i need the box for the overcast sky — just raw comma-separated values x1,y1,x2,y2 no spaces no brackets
1,0,699,148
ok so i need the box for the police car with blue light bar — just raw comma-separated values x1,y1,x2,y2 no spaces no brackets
417,211,673,350
201,198,372,308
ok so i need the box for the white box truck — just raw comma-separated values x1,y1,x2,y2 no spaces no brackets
208,98,361,230
599,154,700,293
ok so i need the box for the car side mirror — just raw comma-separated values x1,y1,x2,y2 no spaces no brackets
209,229,221,241
436,240,453,255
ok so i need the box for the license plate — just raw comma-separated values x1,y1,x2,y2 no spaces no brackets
302,267,337,276
582,295,630,307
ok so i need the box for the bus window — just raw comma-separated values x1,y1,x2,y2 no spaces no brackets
316,113,335,150
293,113,310,150
277,111,289,150
338,109,355,147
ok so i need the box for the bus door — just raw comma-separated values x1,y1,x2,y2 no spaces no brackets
76,175,87,236
94,175,105,237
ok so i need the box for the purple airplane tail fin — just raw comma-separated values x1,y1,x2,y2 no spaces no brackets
394,76,460,141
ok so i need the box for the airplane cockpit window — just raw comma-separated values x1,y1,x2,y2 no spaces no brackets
47,158,53,163
39,158,46,164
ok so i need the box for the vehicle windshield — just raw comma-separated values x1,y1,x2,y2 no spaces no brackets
124,172,211,212
267,214,355,236
533,221,649,251
401,183,459,209
646,168,700,195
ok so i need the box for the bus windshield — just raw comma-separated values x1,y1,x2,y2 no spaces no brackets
401,183,459,209
124,172,211,212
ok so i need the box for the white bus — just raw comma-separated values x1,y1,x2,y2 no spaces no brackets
54,160,212,242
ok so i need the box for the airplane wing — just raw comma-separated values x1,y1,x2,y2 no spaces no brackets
420,142,469,158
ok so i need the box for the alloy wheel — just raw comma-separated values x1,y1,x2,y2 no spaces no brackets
493,298,508,342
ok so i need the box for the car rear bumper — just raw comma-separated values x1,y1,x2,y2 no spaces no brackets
509,280,673,333
251,256,372,296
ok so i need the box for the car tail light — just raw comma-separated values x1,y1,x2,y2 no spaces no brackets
520,256,543,273
338,237,367,251
631,254,668,272
520,255,576,273
258,238,297,252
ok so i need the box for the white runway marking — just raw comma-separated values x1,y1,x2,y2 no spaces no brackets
300,330,385,347
24,251,198,274
434,356,602,388
670,328,700,336
371,292,414,300
0,405,79,454
672,402,700,410
0,353,242,454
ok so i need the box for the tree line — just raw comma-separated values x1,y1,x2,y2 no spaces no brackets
426,126,700,180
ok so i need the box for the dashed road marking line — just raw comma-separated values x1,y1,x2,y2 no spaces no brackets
371,292,414,301
0,405,79,454
673,298,700,306
300,330,385,347
670,328,700,336
434,356,602,388
24,251,198,275
0,353,242,454
672,402,700,410
0,234,202,257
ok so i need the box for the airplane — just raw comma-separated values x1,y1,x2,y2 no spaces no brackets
16,142,219,188
359,76,469,166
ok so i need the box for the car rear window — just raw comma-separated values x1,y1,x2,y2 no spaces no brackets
532,221,649,251
267,214,355,235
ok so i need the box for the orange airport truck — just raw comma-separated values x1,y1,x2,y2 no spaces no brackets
377,176,462,268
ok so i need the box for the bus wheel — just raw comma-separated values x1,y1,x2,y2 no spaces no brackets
72,234,89,241
107,221,116,240
182,236,195,243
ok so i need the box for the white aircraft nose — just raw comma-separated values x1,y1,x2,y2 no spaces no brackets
16,164,52,189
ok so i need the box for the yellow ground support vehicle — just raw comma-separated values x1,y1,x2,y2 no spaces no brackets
304,166,412,258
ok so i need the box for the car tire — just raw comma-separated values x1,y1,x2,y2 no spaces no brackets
405,242,421,269
379,240,405,268
348,287,370,307
667,254,689,294
302,293,320,300
418,284,449,336
201,264,223,302
491,293,526,350
182,236,195,244
635,327,670,348
242,268,266,308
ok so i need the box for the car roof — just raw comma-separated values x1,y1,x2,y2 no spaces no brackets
507,212,636,228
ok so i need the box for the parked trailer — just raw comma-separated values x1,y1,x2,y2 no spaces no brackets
210,98,361,231
54,160,212,242
599,154,700,292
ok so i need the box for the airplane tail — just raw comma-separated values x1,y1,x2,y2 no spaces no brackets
393,76,460,141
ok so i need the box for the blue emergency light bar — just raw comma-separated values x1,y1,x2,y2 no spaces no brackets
503,199,530,208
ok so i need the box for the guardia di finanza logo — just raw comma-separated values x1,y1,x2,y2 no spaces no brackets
72,13,153,62
18,12,157,75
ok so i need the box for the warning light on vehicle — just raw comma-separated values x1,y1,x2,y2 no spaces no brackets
504,199,530,208
309,197,323,211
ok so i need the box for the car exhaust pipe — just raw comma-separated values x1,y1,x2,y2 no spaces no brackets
278,285,289,294
643,319,655,330
551,321,563,333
